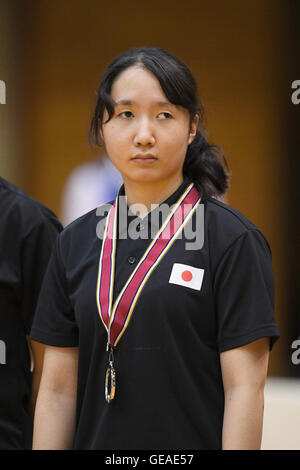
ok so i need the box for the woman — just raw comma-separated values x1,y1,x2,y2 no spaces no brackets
30,47,279,450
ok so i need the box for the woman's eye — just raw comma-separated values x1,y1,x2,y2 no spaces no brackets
157,112,172,119
118,111,133,118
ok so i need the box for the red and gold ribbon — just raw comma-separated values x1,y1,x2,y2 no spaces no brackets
96,182,201,402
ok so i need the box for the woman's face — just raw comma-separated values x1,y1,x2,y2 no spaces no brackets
101,66,198,187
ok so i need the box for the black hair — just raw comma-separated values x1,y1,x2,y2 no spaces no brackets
89,46,230,199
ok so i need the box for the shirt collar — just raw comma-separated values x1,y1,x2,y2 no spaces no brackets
117,175,193,237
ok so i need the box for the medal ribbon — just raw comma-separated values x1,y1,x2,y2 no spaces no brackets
96,182,201,349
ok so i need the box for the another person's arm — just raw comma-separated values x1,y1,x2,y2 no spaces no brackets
220,337,269,450
32,345,78,450
20,203,63,420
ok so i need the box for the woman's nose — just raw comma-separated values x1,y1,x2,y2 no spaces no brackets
133,118,155,146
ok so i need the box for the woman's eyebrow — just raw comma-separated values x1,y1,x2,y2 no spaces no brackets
114,99,176,108
155,101,176,108
114,99,133,106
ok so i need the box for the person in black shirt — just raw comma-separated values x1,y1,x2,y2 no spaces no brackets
30,47,279,450
0,177,62,449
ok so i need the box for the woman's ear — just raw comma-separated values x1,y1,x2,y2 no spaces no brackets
188,114,199,145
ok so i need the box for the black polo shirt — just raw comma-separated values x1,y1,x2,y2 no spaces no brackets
0,177,62,450
30,175,279,450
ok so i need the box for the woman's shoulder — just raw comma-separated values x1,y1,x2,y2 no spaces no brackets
203,196,271,255
59,200,114,244
205,196,259,230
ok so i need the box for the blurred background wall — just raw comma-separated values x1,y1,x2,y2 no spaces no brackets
0,1,22,183
0,0,299,444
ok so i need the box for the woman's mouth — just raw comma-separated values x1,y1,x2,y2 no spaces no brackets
131,154,158,164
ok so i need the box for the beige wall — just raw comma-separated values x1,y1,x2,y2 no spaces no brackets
0,2,20,183
262,378,300,450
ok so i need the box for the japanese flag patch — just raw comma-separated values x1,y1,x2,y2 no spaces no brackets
169,263,204,291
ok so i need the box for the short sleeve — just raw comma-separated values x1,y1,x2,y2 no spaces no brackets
21,210,62,334
213,229,280,352
30,235,79,347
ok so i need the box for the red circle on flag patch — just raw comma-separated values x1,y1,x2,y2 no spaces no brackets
181,270,193,282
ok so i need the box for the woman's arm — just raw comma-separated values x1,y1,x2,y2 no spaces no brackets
220,337,270,450
32,345,78,450
27,338,45,417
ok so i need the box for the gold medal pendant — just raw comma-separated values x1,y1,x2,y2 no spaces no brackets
105,344,116,403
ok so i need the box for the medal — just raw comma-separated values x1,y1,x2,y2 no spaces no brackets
96,182,201,403
105,344,116,403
